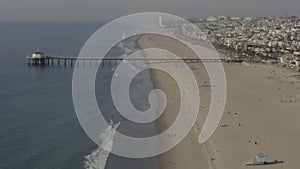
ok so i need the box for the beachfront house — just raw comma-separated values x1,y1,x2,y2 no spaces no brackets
281,54,296,66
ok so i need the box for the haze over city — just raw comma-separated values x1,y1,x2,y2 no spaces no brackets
1,0,300,21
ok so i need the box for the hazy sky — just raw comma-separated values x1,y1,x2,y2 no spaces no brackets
1,0,300,21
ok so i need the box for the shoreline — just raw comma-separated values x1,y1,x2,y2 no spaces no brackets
137,34,214,169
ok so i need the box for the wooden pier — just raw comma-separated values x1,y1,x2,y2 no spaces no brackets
27,56,244,67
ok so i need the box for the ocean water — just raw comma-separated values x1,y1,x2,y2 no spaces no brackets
0,22,157,169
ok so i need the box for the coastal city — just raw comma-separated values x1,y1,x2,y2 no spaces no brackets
2,1,300,167
177,16,300,69
2,0,300,169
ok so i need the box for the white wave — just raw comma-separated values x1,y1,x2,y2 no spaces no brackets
84,120,120,169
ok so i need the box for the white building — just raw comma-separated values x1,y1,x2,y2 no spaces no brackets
217,16,228,20
207,16,218,22
295,56,300,67
230,17,241,21
243,17,253,21
31,50,45,58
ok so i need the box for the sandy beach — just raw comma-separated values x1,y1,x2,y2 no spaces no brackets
138,33,300,169
210,63,300,169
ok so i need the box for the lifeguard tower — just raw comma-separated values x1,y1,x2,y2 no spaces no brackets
255,153,266,165
243,153,266,166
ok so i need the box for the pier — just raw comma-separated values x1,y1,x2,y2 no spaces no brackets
26,50,244,67
27,55,244,67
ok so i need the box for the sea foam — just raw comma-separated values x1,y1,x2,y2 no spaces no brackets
84,121,120,169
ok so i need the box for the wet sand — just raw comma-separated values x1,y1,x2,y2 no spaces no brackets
138,34,214,169
138,34,300,169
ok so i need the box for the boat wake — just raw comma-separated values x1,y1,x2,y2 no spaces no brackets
84,120,120,169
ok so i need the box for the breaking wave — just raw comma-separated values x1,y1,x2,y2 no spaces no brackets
84,121,120,169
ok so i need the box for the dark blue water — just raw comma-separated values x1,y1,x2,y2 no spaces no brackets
0,22,103,169
0,22,157,169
